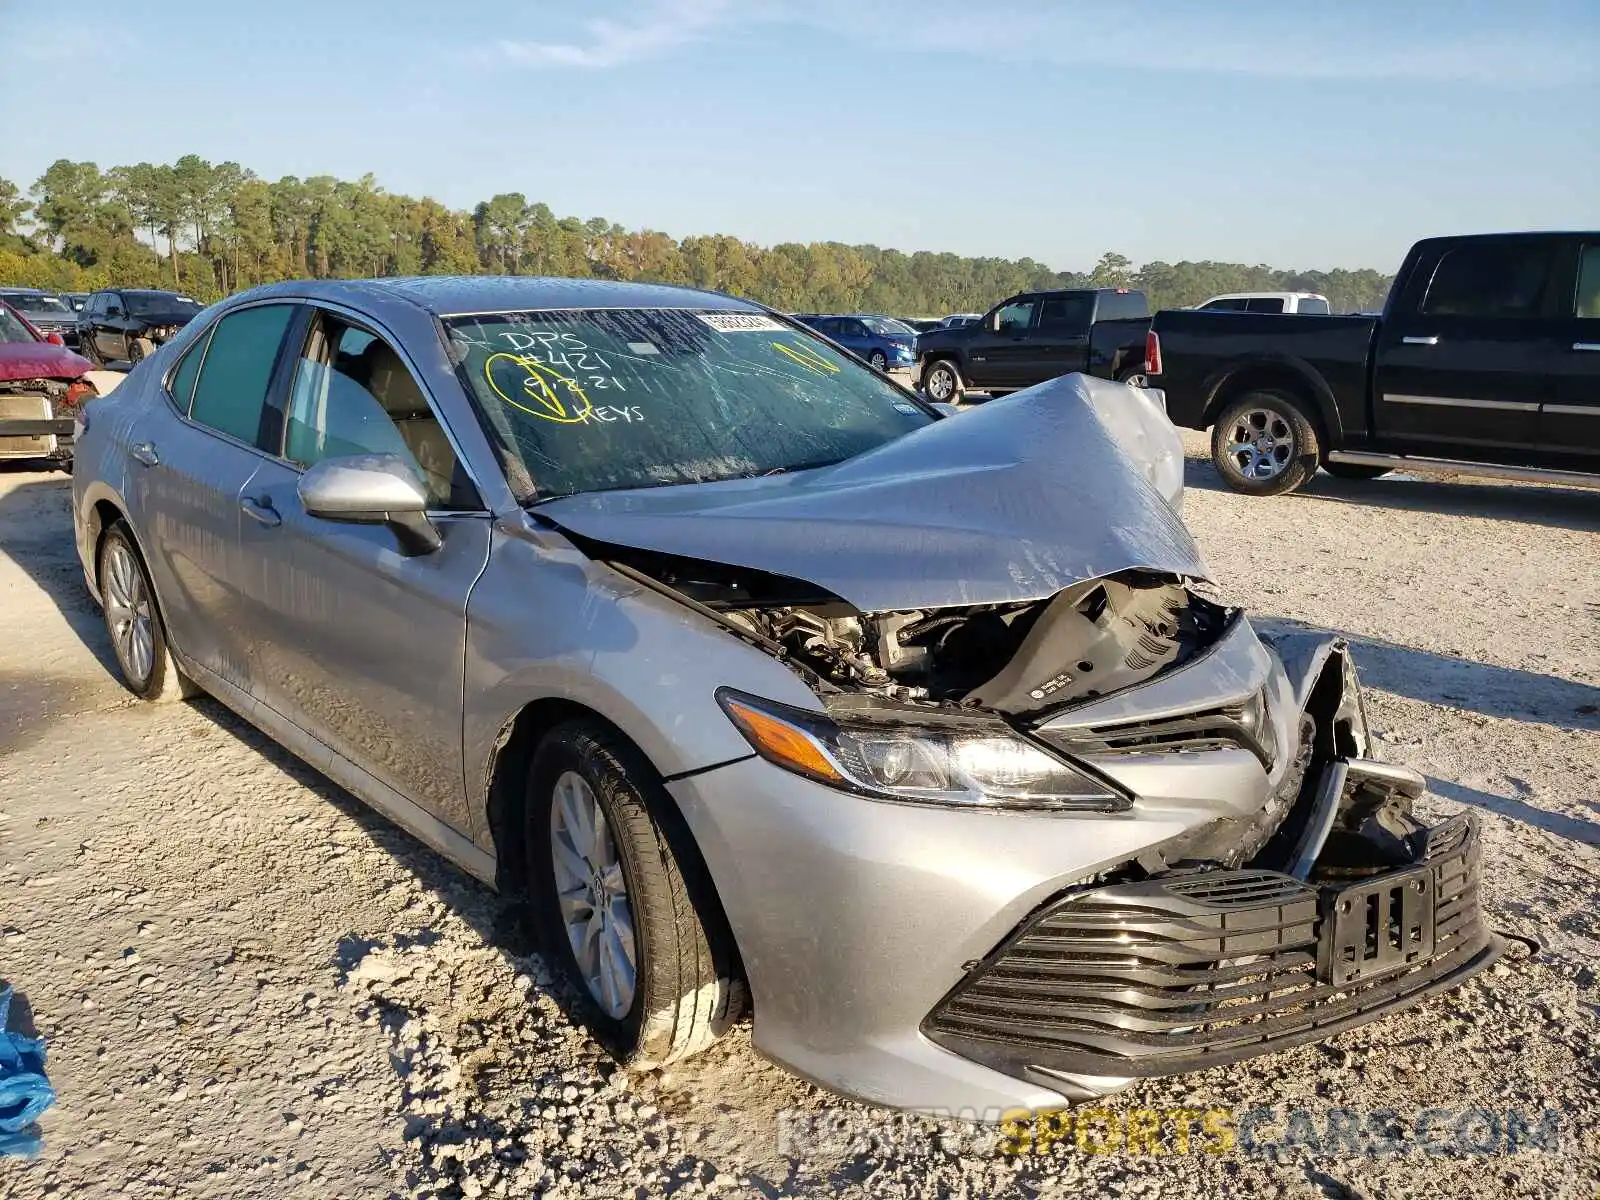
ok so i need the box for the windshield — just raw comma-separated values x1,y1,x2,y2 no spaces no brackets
124,292,201,316
2,293,68,314
859,316,913,337
0,306,37,343
445,308,934,500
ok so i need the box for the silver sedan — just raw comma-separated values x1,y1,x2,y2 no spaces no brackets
71,277,1499,1115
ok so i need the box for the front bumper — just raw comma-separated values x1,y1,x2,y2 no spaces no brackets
924,811,1498,1090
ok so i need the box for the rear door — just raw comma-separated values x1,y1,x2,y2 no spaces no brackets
125,302,299,691
1029,293,1095,383
1371,237,1563,456
1540,239,1600,459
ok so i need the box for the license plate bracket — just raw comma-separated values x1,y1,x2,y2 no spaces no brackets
1319,864,1436,986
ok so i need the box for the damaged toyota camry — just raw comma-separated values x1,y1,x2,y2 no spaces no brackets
71,278,1500,1114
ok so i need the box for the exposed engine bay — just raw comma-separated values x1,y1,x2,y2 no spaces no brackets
586,536,1229,717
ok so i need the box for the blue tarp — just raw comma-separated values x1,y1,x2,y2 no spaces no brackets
0,985,54,1158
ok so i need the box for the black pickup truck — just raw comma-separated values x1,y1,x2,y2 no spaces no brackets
1148,231,1600,495
916,287,1150,402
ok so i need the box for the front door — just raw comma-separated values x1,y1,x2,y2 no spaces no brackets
239,308,489,830
1372,237,1562,458
125,302,299,690
967,296,1039,390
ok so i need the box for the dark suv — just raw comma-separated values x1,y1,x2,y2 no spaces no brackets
78,289,203,367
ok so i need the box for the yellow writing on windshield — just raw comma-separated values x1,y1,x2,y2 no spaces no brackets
771,340,841,375
485,352,595,424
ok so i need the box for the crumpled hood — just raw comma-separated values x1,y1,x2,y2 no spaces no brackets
538,374,1208,611
0,341,92,381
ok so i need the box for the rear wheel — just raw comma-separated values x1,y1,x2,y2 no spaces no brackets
128,337,155,366
922,358,964,404
526,721,744,1068
1210,391,1321,496
97,522,196,702
1117,367,1149,388
867,349,888,371
1321,460,1393,481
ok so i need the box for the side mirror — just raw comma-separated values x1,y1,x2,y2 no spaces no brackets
985,313,1001,332
297,453,441,555
45,332,65,346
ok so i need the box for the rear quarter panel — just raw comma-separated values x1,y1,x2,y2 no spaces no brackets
1149,310,1380,438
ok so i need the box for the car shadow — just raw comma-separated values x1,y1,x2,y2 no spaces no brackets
1182,455,1600,534
0,470,122,681
1425,776,1600,849
1253,616,1600,733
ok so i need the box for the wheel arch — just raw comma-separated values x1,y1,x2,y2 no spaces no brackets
482,695,749,989
1199,358,1341,445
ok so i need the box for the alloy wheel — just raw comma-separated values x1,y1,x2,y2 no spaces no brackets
1226,408,1296,480
549,769,637,1018
103,541,155,684
925,364,956,401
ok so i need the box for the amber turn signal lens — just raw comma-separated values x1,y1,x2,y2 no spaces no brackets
721,698,844,785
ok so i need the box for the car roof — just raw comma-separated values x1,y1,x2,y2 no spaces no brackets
0,287,48,296
229,276,765,320
1203,291,1326,300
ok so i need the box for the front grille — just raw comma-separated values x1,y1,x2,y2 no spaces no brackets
1044,704,1263,760
924,813,1498,1080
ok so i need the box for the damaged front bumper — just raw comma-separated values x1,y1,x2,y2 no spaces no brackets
922,802,1499,1096
667,626,1499,1114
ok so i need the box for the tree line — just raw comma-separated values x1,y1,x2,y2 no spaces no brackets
0,157,1396,315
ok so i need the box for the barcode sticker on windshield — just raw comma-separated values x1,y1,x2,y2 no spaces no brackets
696,313,786,333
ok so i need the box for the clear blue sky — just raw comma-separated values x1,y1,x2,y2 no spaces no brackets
3,0,1595,274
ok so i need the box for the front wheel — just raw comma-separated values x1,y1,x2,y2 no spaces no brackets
867,349,888,371
527,721,744,1069
1210,392,1321,496
922,358,964,404
78,336,101,368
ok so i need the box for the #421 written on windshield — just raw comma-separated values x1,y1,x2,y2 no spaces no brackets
463,312,840,426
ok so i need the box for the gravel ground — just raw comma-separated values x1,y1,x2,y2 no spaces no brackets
1,430,1597,1198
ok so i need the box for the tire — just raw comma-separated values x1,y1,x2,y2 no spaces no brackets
526,720,744,1069
97,521,197,702
1321,461,1393,481
1210,391,1322,497
78,336,101,368
867,350,888,371
922,358,964,404
1117,368,1149,388
128,337,155,366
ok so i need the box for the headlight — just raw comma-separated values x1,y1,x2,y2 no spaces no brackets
1228,686,1276,769
716,690,1128,811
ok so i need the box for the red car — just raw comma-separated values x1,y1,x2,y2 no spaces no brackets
0,297,98,463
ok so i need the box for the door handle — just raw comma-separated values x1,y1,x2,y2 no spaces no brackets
1574,342,1600,352
240,496,281,527
130,441,159,467
1402,336,1439,346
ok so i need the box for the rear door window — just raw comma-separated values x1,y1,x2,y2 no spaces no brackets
1038,295,1095,331
1421,243,1559,318
187,304,295,447
1246,298,1286,313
